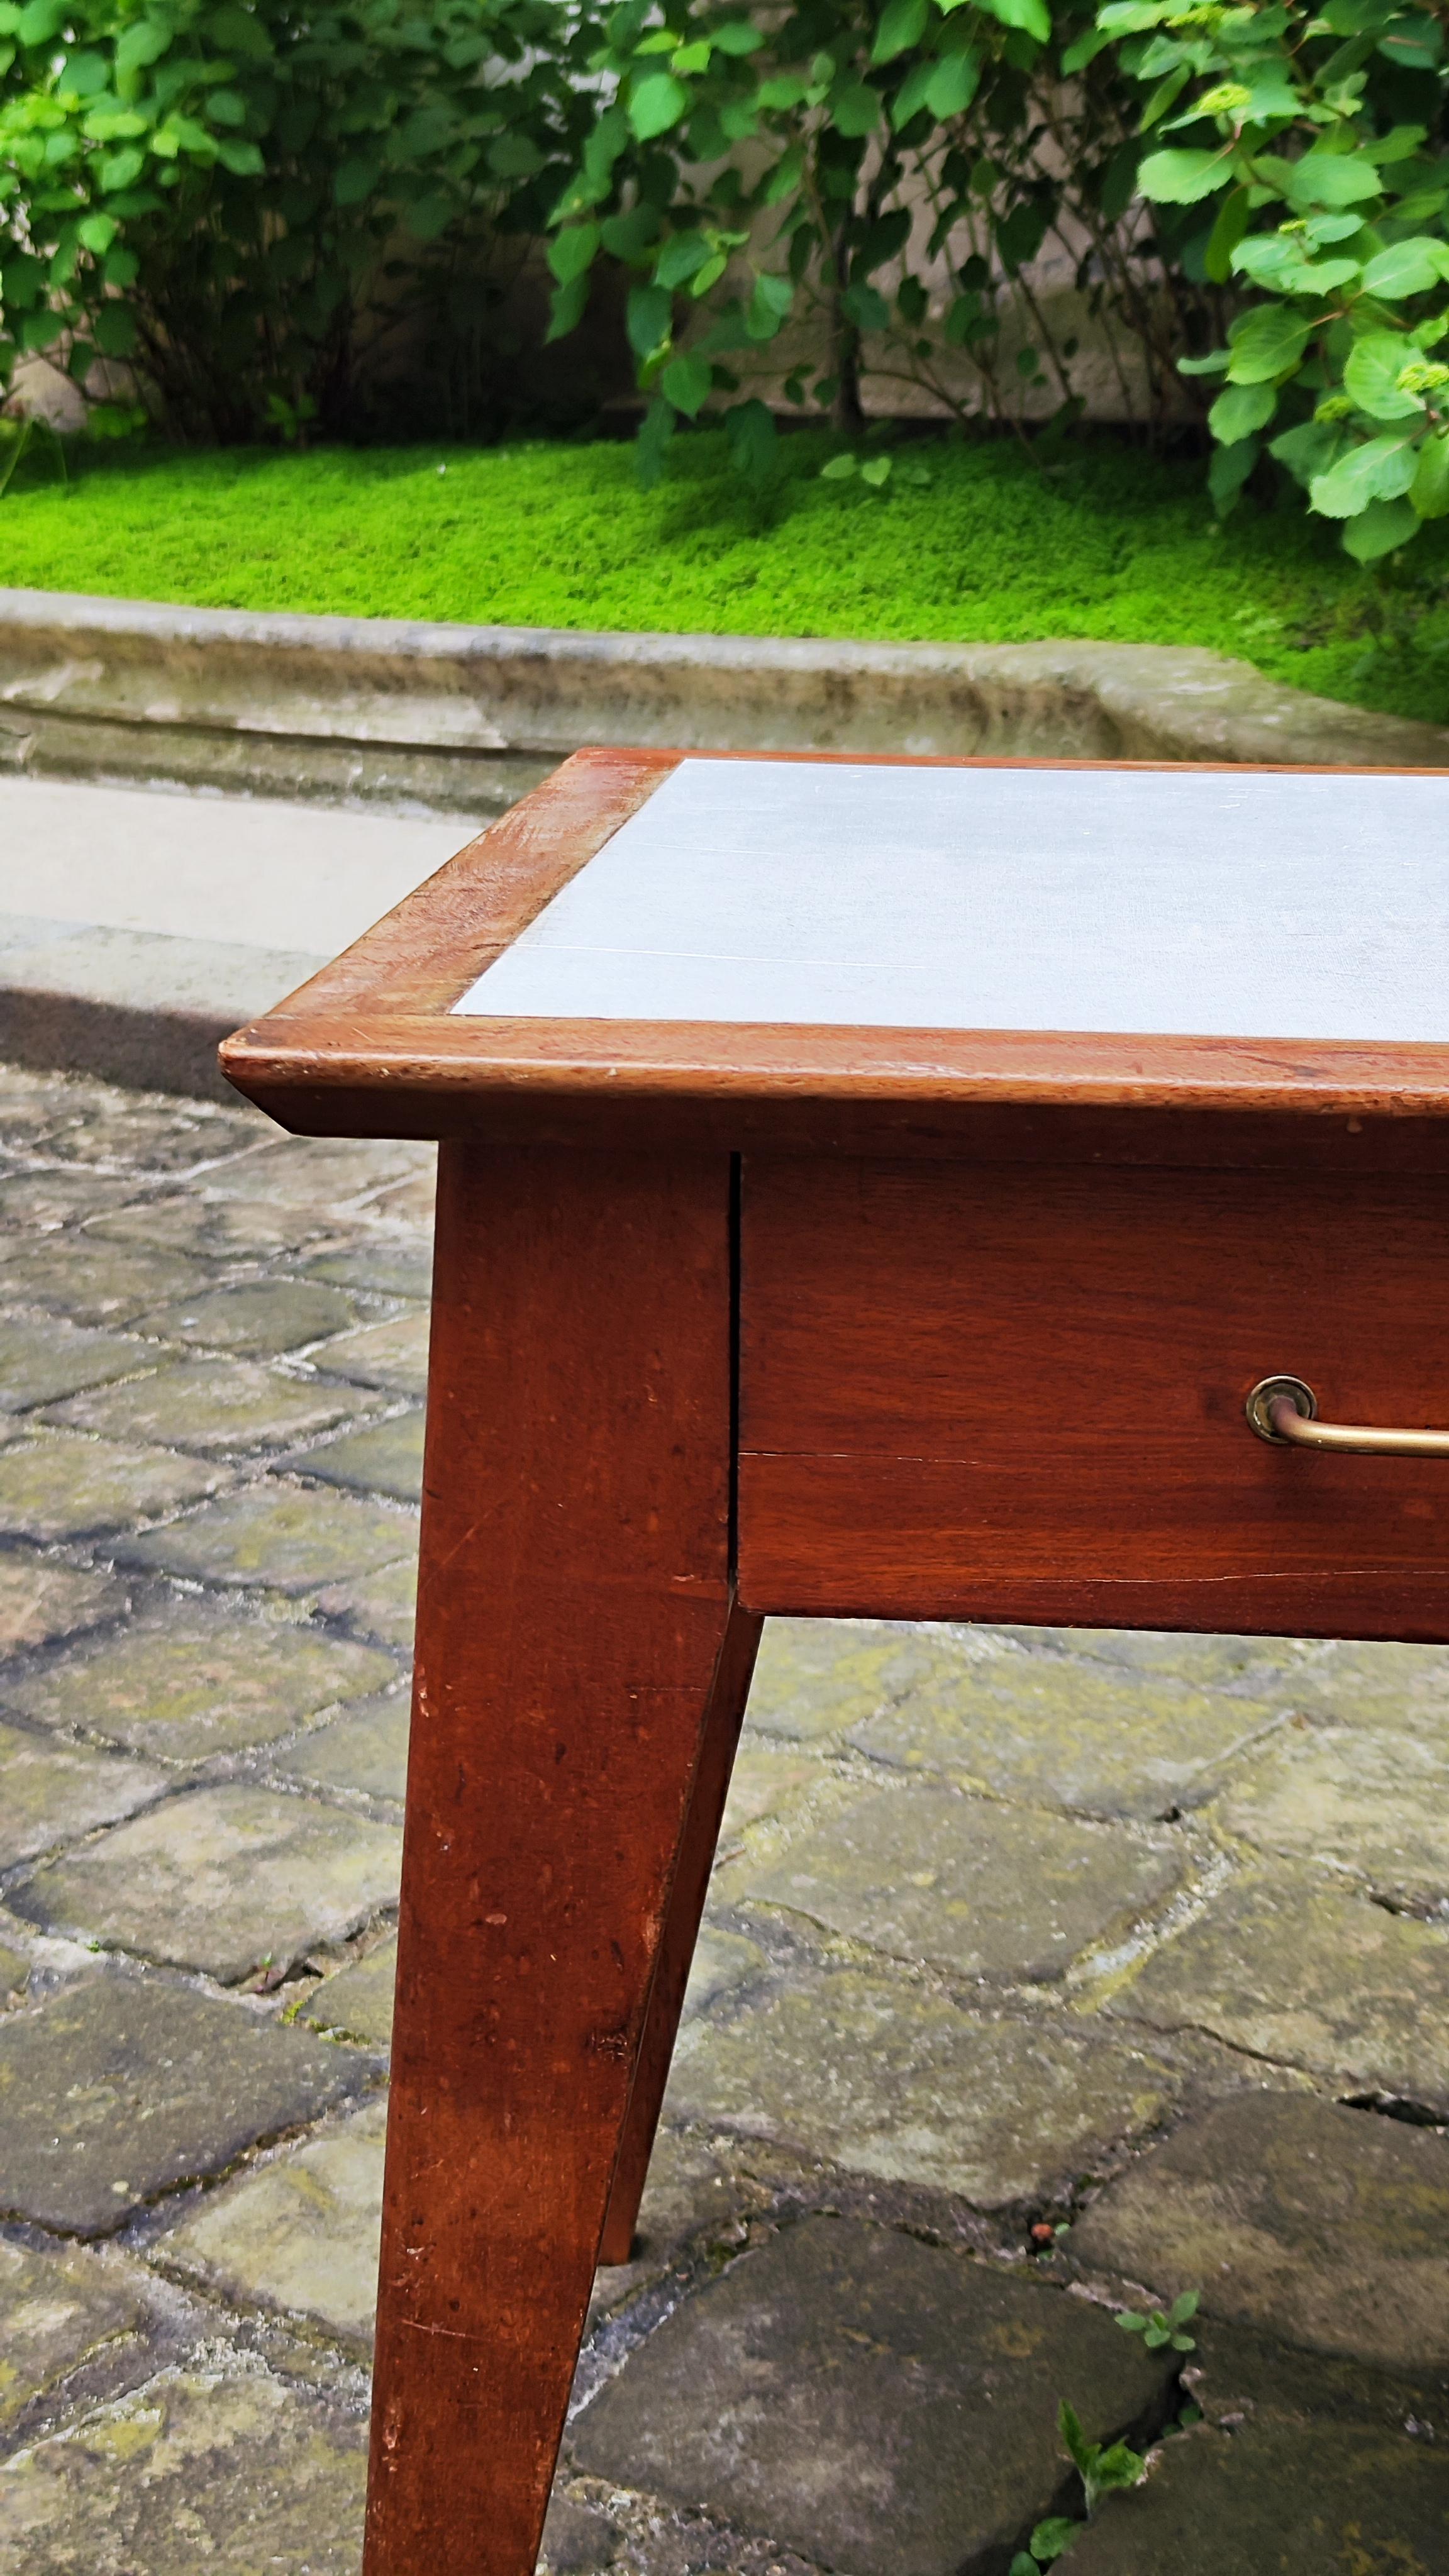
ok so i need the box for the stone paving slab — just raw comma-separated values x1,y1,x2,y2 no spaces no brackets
0,1557,126,1655
1106,1863,1449,2111
1216,1722,1449,1910
314,1552,419,1652
136,1277,360,1357
0,1318,154,1410
1071,2089,1449,2372
43,1357,377,1457
158,2097,388,2345
0,1431,226,1541
303,1938,398,2051
303,1238,435,1301
850,1640,1291,1824
323,1313,431,1399
572,2219,1174,2576
114,1482,416,1592
0,1238,215,1325
294,1411,425,1504
0,2239,147,2433
4,1608,397,1762
740,1784,1187,1984
0,1975,367,2233
666,1965,1177,2206
0,1723,166,1867
14,1784,403,1983
0,2355,370,2575
1066,2417,1449,2571
272,1689,410,1804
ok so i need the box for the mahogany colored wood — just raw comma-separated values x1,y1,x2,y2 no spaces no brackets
221,747,1449,1158
599,1605,762,2266
365,1141,738,2576
737,1157,1449,1638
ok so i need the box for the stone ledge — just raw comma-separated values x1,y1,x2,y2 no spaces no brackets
1,587,1445,795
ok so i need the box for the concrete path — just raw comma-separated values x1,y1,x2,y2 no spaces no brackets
0,1063,1446,2574
0,775,479,1097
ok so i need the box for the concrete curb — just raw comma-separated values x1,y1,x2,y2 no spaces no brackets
3,588,1447,809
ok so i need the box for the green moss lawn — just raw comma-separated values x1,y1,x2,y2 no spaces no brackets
4,425,1449,724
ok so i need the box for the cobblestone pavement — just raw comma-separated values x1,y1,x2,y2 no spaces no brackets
1,1060,1446,2573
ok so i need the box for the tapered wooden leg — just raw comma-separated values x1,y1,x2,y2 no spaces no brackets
597,1604,762,2265
364,1143,737,2576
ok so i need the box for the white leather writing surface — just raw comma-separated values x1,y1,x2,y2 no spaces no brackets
452,757,1449,1041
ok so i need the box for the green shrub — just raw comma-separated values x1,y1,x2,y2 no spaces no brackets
541,0,1224,480
1116,0,1449,560
0,0,604,440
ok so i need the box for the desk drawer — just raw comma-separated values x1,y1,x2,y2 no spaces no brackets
738,1158,1449,1638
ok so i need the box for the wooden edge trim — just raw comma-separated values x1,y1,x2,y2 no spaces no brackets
217,1013,1449,1117
221,746,678,1043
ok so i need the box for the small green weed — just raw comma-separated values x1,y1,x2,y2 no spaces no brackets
1115,2289,1199,2353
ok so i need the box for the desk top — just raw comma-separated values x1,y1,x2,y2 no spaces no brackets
220,747,1449,1159
453,757,1449,1043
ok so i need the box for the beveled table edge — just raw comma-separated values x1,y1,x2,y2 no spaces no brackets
220,744,1449,1144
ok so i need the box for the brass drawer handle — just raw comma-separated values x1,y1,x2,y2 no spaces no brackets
1246,1374,1449,1457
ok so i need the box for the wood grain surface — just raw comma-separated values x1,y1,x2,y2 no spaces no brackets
738,1157,1449,1637
219,747,1449,1152
365,1142,738,2576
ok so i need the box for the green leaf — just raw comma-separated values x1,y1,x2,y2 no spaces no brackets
1269,411,1350,494
840,280,889,332
858,455,891,487
634,392,675,491
1343,493,1419,556
214,138,264,177
1360,238,1449,299
1178,348,1230,375
1204,185,1250,286
99,147,145,194
75,214,116,256
1411,425,1449,516
16,0,65,42
547,224,600,286
1170,2332,1196,2350
820,452,858,478
871,0,928,65
1138,147,1233,206
1010,2560,1040,2576
1287,151,1382,211
976,0,1052,40
925,48,980,116
545,272,589,342
660,350,712,416
1210,383,1278,445
628,72,689,143
1344,331,1424,418
832,78,882,137
1090,2440,1147,2497
1226,305,1313,384
1168,2293,1200,2325
655,231,713,291
92,301,136,357
724,394,777,479
626,281,672,358
1029,2518,1082,2562
1311,428,1419,513
713,19,765,52
113,16,170,79
1114,2312,1147,2333
1209,434,1259,515
1057,2403,1094,2478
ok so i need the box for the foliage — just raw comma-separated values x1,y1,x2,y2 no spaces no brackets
6,427,1449,719
1115,2287,1198,2351
541,0,1224,482
0,0,604,439
1118,0,1449,558
1058,2397,1148,2512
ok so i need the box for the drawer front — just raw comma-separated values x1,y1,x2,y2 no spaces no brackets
738,1158,1449,1638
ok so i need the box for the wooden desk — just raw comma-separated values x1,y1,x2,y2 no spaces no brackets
222,748,1449,2576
